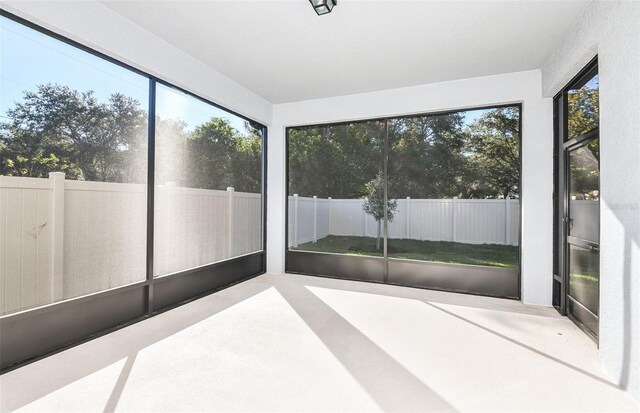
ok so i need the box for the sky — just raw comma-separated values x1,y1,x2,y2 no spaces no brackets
0,16,251,135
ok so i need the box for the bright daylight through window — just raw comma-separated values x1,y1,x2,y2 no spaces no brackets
0,15,265,316
287,106,521,296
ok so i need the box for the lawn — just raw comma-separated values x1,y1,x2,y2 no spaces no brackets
293,235,519,268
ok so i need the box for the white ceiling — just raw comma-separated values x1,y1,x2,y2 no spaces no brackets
100,0,589,104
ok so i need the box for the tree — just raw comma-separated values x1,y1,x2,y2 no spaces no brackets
1,84,147,183
2,84,264,192
288,122,384,198
186,118,238,190
566,78,599,199
362,172,397,250
567,81,599,140
228,127,263,193
464,107,520,198
155,117,263,192
388,112,468,199
3,150,69,177
287,109,522,203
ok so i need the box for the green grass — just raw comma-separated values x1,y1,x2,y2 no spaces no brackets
293,235,519,268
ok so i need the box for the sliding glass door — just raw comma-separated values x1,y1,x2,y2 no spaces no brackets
286,105,521,298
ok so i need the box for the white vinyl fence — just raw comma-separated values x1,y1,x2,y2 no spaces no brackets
0,174,261,315
288,195,521,248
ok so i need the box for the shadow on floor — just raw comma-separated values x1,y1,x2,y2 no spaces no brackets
103,353,137,413
273,279,458,412
281,274,622,390
422,300,620,389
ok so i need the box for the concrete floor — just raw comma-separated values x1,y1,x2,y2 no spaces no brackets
1,273,637,412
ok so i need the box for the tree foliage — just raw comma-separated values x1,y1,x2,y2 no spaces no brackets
1,84,263,193
362,171,398,250
566,77,600,199
1,84,147,182
288,122,384,198
568,81,599,140
362,172,397,223
288,108,521,200
464,107,520,198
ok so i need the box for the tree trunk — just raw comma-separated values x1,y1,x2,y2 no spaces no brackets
376,220,381,250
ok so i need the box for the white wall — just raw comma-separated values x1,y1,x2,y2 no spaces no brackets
1,1,272,126
269,70,554,305
542,0,640,403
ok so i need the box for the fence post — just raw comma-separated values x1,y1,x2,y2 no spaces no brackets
50,172,65,301
328,197,332,235
505,194,511,245
451,198,457,243
164,181,176,274
313,196,318,243
363,197,368,237
293,194,299,247
406,197,411,239
227,187,234,257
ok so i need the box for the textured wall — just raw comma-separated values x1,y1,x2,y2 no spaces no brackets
542,0,640,403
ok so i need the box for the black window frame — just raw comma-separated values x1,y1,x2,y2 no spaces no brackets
0,9,268,371
552,56,599,317
284,103,523,299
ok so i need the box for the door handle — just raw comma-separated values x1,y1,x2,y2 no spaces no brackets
589,245,599,253
564,216,574,230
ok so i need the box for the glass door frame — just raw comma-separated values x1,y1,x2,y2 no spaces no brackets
553,57,599,342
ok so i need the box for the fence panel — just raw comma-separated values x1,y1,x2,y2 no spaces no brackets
287,196,295,247
405,199,453,241
509,200,519,245
330,199,366,237
288,196,521,248
455,199,505,244
0,177,54,314
233,192,262,257
64,181,146,298
1,176,262,315
295,197,316,245
316,199,331,240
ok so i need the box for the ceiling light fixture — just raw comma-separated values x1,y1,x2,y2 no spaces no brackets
309,0,337,16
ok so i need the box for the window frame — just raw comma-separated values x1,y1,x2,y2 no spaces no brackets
0,9,268,371
552,56,599,318
284,103,522,299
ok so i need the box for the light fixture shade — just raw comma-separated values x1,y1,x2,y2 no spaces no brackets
310,0,336,16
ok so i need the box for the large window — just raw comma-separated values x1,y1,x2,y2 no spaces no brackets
0,14,265,319
1,15,149,314
287,106,521,297
154,84,263,277
288,121,384,257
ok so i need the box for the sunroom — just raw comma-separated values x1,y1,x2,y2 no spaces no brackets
0,1,639,411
